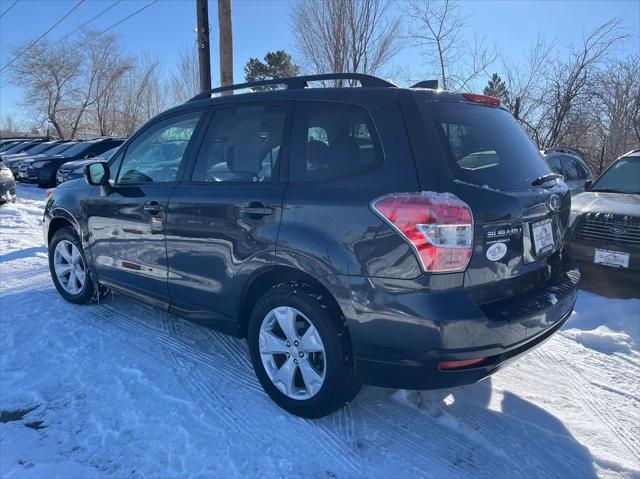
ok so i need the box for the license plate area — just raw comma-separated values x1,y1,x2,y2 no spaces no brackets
594,248,629,268
532,218,555,255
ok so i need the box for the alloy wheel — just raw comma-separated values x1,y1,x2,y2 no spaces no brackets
53,240,86,295
259,306,326,400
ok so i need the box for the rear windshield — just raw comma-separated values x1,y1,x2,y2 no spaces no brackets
592,157,640,194
427,102,550,191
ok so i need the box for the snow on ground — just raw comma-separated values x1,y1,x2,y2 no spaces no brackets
1,183,639,479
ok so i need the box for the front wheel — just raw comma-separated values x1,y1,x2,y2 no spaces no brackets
248,283,361,418
48,227,96,304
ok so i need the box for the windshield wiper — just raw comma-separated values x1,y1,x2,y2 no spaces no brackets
589,187,625,194
531,173,562,186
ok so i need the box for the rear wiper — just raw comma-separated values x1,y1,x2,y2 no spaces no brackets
531,173,562,186
589,187,625,194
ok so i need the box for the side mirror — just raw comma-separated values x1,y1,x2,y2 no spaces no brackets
584,179,593,190
85,162,109,186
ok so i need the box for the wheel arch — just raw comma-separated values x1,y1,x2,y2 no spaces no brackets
239,265,348,339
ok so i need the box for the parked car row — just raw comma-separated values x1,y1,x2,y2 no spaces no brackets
4,137,124,187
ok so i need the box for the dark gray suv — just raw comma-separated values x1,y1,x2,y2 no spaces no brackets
44,74,579,417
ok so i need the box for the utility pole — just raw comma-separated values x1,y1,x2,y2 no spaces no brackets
196,0,211,93
218,0,233,95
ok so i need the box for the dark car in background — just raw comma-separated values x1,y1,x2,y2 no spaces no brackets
44,74,579,418
6,141,76,176
0,161,17,204
542,148,593,195
2,140,63,168
19,138,124,187
56,145,120,185
0,139,44,161
568,149,640,295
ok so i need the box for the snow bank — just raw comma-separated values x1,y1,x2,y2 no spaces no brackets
563,290,640,354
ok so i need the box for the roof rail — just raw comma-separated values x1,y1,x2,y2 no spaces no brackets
411,79,439,89
188,73,396,102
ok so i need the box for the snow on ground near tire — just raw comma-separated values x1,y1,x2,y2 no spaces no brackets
1,184,638,478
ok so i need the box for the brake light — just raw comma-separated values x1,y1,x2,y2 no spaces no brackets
371,192,474,272
462,93,500,107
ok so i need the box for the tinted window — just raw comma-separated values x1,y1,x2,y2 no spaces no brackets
290,102,383,182
592,157,640,194
561,157,582,180
191,105,287,183
62,142,92,157
546,156,563,175
47,142,77,155
117,111,201,184
25,142,57,154
428,103,550,190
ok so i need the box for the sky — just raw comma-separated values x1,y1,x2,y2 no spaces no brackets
0,0,638,123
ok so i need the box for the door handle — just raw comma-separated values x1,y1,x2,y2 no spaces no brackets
143,200,164,213
239,202,274,217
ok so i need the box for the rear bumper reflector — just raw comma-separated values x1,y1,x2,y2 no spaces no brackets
438,357,487,370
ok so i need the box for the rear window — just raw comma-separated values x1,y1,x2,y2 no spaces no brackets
427,102,550,191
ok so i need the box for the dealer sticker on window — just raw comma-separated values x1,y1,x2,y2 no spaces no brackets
594,248,630,268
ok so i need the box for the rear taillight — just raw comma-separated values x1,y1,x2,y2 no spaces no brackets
371,192,474,273
462,93,500,107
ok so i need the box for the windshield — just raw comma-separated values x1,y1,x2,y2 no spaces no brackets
427,102,550,191
46,142,77,155
26,142,57,154
592,157,640,194
62,142,92,157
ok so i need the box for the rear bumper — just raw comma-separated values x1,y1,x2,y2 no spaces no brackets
326,253,579,390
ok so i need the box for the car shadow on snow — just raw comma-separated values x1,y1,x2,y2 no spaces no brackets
339,377,598,478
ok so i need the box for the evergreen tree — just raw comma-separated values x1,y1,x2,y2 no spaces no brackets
483,73,509,103
244,51,300,90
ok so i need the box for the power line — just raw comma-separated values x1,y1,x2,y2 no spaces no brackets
0,0,86,73
88,0,159,44
50,0,123,48
0,0,19,19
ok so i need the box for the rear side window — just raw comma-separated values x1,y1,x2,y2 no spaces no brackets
561,156,583,180
428,102,550,191
290,102,383,182
191,105,287,183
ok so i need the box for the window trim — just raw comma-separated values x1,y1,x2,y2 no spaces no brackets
182,101,294,186
288,99,385,184
111,108,206,187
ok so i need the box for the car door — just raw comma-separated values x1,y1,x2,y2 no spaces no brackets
85,110,204,308
165,103,290,331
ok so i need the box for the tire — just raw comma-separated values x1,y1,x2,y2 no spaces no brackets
48,227,96,304
248,282,361,418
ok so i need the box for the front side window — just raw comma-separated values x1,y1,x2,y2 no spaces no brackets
191,105,287,183
117,111,202,184
546,156,562,175
290,102,383,182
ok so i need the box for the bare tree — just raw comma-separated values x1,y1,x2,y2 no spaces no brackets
8,39,82,138
291,0,401,82
168,45,199,104
404,0,495,90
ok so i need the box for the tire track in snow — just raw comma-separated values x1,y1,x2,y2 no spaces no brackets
534,346,640,460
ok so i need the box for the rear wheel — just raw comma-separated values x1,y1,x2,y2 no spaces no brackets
48,227,96,304
248,282,361,418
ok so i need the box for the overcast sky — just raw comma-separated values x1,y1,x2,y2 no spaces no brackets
1,0,638,122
